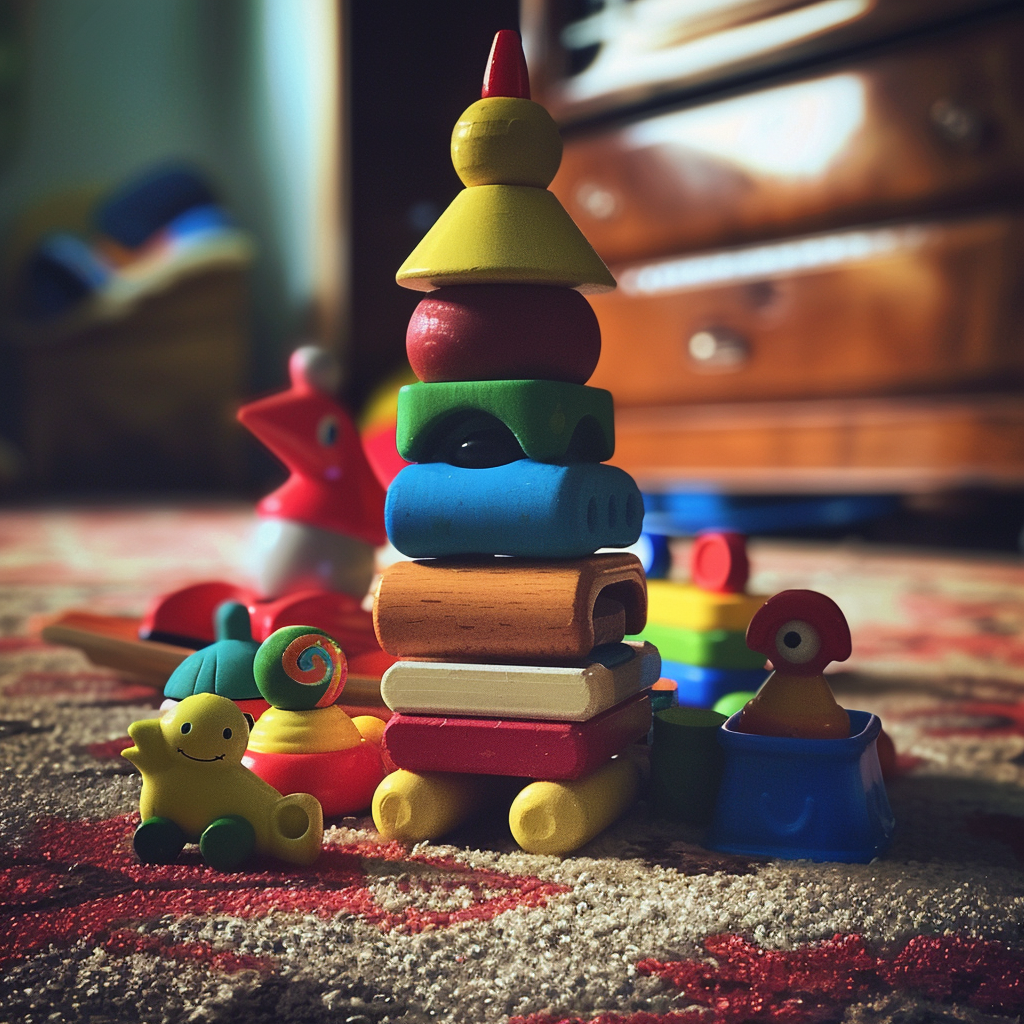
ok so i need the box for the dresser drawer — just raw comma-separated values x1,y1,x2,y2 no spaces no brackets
552,12,1024,263
612,394,1024,491
528,0,1009,124
588,214,1024,406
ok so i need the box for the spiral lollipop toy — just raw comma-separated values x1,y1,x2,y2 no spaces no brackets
242,626,386,817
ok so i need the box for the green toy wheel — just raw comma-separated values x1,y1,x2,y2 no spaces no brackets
254,626,348,711
199,815,256,871
134,816,186,864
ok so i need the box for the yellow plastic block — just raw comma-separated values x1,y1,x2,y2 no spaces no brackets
452,96,562,188
646,581,768,632
508,756,640,856
372,770,495,843
396,185,616,294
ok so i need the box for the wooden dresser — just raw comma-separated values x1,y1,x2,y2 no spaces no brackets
524,0,1024,494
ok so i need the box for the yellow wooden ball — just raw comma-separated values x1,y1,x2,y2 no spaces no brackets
451,96,562,188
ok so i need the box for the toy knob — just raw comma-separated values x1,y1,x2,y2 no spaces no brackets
452,30,561,188
215,600,252,642
451,96,562,188
482,30,530,99
690,531,749,593
289,345,342,395
254,626,347,711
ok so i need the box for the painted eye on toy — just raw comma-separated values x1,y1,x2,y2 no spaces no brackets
774,619,821,665
222,728,232,739
317,415,339,447
180,722,192,734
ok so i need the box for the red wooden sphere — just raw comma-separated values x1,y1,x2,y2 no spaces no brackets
406,284,602,384
690,530,749,593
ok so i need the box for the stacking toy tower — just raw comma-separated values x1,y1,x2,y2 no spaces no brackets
635,531,769,707
370,31,660,856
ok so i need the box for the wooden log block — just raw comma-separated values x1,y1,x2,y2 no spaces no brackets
372,552,647,661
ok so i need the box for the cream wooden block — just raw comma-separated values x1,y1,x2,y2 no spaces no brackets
380,641,660,720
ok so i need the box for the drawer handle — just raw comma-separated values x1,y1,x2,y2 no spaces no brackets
930,98,986,150
574,182,618,220
687,328,750,372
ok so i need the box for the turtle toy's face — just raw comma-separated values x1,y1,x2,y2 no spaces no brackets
160,693,249,766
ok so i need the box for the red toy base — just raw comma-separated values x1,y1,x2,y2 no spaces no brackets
382,693,652,780
140,581,388,668
242,740,385,817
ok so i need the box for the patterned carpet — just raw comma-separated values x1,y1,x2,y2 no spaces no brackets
1,504,1023,1024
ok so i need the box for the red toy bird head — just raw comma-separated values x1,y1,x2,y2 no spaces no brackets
237,346,387,547
745,589,852,676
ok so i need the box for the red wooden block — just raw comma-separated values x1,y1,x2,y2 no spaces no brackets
690,531,749,594
381,693,652,780
406,285,601,385
745,589,852,676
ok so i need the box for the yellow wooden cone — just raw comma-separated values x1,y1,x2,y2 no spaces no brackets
396,185,616,293
372,770,494,843
509,756,640,855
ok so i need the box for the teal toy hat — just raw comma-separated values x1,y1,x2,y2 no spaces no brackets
163,602,262,701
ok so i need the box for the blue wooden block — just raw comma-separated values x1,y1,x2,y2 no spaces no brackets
385,459,644,558
659,660,769,708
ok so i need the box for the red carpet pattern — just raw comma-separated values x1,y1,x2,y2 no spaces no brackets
1,506,1023,1023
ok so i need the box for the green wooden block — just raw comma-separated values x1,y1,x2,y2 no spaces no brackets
397,379,615,465
628,622,767,669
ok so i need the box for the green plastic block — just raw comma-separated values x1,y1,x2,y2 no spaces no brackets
629,622,767,670
650,706,727,824
397,379,614,464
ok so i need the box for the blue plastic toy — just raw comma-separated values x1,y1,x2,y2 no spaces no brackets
385,459,643,557
633,531,671,579
640,491,899,537
705,709,895,862
659,660,769,708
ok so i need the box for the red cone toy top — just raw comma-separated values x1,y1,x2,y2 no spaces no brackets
482,29,530,99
